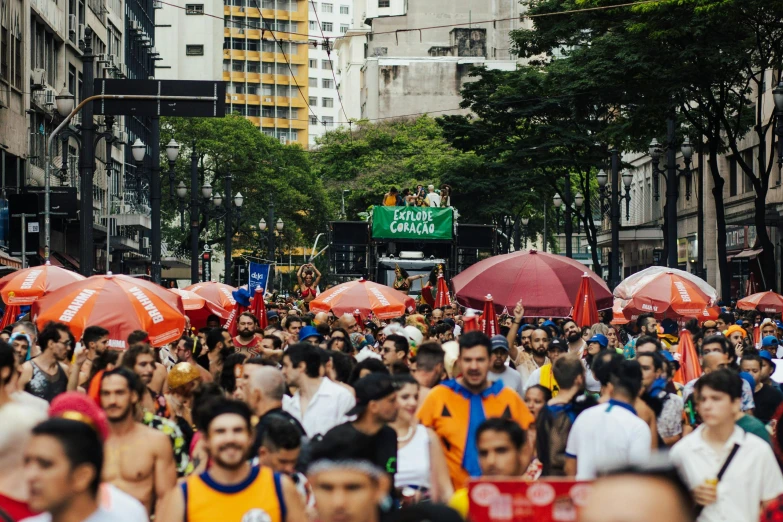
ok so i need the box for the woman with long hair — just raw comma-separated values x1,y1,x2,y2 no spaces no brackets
393,264,425,295
521,385,552,480
389,375,453,504
296,263,322,304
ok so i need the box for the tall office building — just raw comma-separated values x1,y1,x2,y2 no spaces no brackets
306,0,351,147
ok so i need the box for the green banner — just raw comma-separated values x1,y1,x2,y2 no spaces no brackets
372,206,453,240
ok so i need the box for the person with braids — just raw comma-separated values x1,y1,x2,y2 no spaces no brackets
392,265,425,295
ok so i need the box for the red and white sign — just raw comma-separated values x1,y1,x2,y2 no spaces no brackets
468,479,592,522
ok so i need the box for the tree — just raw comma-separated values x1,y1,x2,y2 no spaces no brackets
311,116,482,221
159,115,333,260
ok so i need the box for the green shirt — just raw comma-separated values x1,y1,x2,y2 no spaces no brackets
736,414,771,443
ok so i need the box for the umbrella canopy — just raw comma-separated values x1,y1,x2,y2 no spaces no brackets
0,262,86,306
169,289,230,330
572,273,599,328
251,288,268,330
0,304,20,329
434,275,450,309
452,249,612,317
32,273,186,348
737,291,783,314
184,282,238,310
309,279,415,321
674,328,702,385
612,298,720,325
480,295,499,337
614,266,717,320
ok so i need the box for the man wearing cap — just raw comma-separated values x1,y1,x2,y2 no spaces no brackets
758,345,781,391
725,324,747,356
523,338,570,395
315,373,399,490
299,326,324,346
487,335,524,396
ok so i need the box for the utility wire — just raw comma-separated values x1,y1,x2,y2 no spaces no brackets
308,0,349,123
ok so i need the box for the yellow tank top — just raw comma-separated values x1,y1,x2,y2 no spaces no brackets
539,364,560,398
183,465,285,522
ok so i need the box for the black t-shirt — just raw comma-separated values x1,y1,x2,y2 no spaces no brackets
314,422,398,481
754,384,783,424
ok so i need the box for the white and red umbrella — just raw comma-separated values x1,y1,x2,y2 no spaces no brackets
0,262,85,305
737,291,783,314
614,266,717,320
309,278,415,321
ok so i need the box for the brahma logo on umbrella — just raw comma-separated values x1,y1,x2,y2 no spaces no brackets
20,270,43,290
220,287,237,305
321,285,350,304
673,281,692,303
369,287,391,306
59,289,97,322
128,286,165,324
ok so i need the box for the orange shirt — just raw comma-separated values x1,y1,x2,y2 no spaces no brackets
417,379,534,489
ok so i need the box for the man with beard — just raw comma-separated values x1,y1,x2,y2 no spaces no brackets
315,373,400,491
623,314,658,360
487,335,524,396
234,312,263,356
74,326,110,388
158,398,306,522
418,331,533,489
562,320,585,355
205,328,234,380
518,329,550,389
18,322,71,403
174,337,213,383
99,367,177,516
120,344,167,417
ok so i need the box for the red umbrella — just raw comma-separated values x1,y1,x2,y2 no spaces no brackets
434,275,450,309
462,312,479,332
452,249,612,317
674,328,702,385
614,267,717,320
32,273,185,348
572,272,599,328
737,291,783,314
309,279,415,321
0,262,85,306
480,295,499,337
0,304,20,329
184,282,238,310
169,289,230,330
251,287,268,330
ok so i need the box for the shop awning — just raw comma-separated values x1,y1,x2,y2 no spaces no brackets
0,251,22,270
731,248,763,260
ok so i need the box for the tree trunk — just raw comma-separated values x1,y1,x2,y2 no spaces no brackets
754,184,776,291
660,196,669,266
708,141,732,303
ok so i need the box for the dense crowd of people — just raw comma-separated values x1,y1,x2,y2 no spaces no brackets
2,298,783,522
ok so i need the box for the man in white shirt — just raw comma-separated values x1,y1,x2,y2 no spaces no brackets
425,185,441,207
282,343,356,437
563,320,586,356
565,359,651,479
670,369,783,522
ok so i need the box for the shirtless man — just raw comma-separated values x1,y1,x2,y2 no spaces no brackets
99,367,177,515
76,325,110,387
17,322,71,403
121,343,168,416
127,330,168,394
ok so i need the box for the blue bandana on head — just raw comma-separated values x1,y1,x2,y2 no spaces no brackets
441,378,505,478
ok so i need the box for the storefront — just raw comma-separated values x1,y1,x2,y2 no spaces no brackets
726,225,763,300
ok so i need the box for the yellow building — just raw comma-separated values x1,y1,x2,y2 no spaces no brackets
223,0,309,146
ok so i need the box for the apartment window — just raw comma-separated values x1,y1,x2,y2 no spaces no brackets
322,78,333,88
323,116,334,127
247,106,260,116
185,4,204,14
322,2,332,12
322,22,333,32
322,59,331,69
247,62,261,72
310,116,318,125
247,85,258,95
322,97,333,108
378,0,389,6
309,77,318,87
232,62,244,71
309,20,317,31
340,24,348,34
262,41,276,52
340,4,348,13
309,58,317,68
262,84,274,95
186,45,204,56
309,96,317,106
262,106,274,118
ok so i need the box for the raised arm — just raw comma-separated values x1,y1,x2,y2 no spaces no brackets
507,301,524,362
296,265,305,286
311,264,322,287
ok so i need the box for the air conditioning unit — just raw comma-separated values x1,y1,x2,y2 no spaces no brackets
264,97,272,102
238,6,244,11
231,95,238,100
109,55,119,68
238,28,244,34
131,20,140,31
31,68,46,89
153,0,162,8
97,53,110,63
122,64,129,77
44,88,55,106
279,136,287,145
115,130,126,143
78,24,85,43
69,14,77,34
141,237,150,249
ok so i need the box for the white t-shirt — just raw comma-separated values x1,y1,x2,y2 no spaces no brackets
426,192,441,207
670,425,783,522
283,377,356,437
488,366,524,397
565,400,651,480
22,484,147,522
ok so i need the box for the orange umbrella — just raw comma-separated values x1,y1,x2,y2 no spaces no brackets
480,295,499,338
614,267,717,320
0,262,85,306
674,328,702,384
737,291,783,314
184,281,238,309
434,275,450,309
0,304,20,329
309,279,415,321
32,273,186,348
572,272,599,328
251,287,268,330
169,288,230,330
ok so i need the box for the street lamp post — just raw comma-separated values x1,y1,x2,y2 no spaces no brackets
259,206,284,290
774,81,783,185
165,139,180,200
574,192,584,234
210,173,243,286
79,27,96,276
553,193,563,235
597,149,632,289
649,122,693,269
563,176,573,258
521,216,529,248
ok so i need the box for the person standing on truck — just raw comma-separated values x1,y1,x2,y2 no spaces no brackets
383,187,403,206
425,185,441,207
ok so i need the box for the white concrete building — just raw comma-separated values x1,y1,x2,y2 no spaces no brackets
335,0,529,122
307,0,351,146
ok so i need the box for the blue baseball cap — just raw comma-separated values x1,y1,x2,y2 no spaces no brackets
759,350,774,363
491,335,510,352
739,371,756,391
762,336,780,349
776,321,783,330
736,319,744,327
660,350,675,362
587,334,608,348
299,325,323,342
